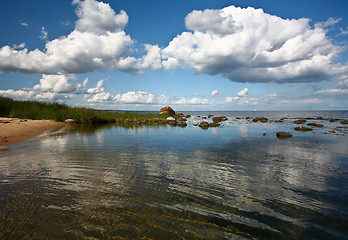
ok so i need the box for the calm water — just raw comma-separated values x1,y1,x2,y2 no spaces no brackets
0,111,348,239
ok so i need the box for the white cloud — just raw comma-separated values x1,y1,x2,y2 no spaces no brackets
20,22,28,27
75,0,128,34
237,88,248,97
225,88,249,103
86,80,105,94
0,0,154,75
211,89,219,96
339,27,348,35
87,92,113,102
172,97,209,105
316,89,348,96
33,74,80,93
162,6,347,83
114,91,166,104
39,27,48,40
314,17,342,29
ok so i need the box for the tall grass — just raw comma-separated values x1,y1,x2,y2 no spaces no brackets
0,97,169,123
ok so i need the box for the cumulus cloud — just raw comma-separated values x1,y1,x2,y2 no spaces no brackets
162,6,347,83
0,0,156,75
74,0,128,34
0,74,79,101
20,22,28,27
225,88,249,103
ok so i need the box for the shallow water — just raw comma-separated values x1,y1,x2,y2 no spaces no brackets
0,111,348,239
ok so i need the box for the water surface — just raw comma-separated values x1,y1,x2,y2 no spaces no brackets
1,111,348,239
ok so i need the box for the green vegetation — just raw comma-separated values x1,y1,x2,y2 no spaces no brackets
0,97,169,123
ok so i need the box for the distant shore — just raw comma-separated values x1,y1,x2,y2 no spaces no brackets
0,117,64,146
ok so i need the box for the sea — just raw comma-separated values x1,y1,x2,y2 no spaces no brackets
0,111,347,239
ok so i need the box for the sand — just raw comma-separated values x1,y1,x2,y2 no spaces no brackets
0,117,65,146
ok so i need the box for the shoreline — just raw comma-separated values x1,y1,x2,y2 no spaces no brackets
0,117,65,146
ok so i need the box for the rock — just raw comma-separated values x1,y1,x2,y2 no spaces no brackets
316,124,324,128
199,121,209,129
294,120,306,124
123,119,130,125
166,117,175,121
208,114,214,118
330,119,336,122
158,119,166,124
177,121,187,127
132,119,140,124
178,117,187,121
341,120,348,125
236,117,241,119
186,115,191,118
294,127,313,132
209,122,220,127
276,132,293,139
252,117,268,123
64,119,76,123
160,106,175,116
212,116,227,123
176,112,185,117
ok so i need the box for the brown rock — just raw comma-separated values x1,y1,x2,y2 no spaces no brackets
294,120,306,124
209,122,220,127
276,132,293,139
160,106,175,116
199,121,209,129
341,120,348,125
252,117,268,123
212,116,227,123
208,114,214,118
294,127,313,132
177,121,187,127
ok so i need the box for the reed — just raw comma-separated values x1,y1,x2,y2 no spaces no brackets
0,97,169,123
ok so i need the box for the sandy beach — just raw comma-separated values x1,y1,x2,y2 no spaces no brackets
0,117,64,146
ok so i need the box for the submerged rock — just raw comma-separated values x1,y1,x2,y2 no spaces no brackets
293,120,306,124
276,132,293,139
294,126,313,132
307,123,324,127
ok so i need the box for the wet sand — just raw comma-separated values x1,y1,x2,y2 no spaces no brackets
0,117,64,146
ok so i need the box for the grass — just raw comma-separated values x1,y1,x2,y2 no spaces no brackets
0,97,170,123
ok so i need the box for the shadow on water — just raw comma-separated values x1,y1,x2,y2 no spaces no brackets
0,121,347,239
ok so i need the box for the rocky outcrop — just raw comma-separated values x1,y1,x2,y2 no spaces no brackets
276,132,293,139
160,106,175,116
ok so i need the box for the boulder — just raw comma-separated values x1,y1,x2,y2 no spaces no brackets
199,121,209,129
186,115,191,118
166,117,175,121
293,120,306,124
160,106,175,116
307,123,323,128
177,121,187,127
276,132,293,139
212,116,227,123
294,127,313,132
167,120,176,126
252,117,268,123
209,122,220,127
208,114,214,118
341,120,348,125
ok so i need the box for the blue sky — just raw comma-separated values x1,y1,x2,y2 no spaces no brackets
0,0,347,111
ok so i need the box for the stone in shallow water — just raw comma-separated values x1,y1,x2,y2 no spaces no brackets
294,127,313,132
276,132,293,139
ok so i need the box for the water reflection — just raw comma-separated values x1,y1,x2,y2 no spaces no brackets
0,123,347,239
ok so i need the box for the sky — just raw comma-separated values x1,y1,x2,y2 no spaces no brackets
0,0,348,111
